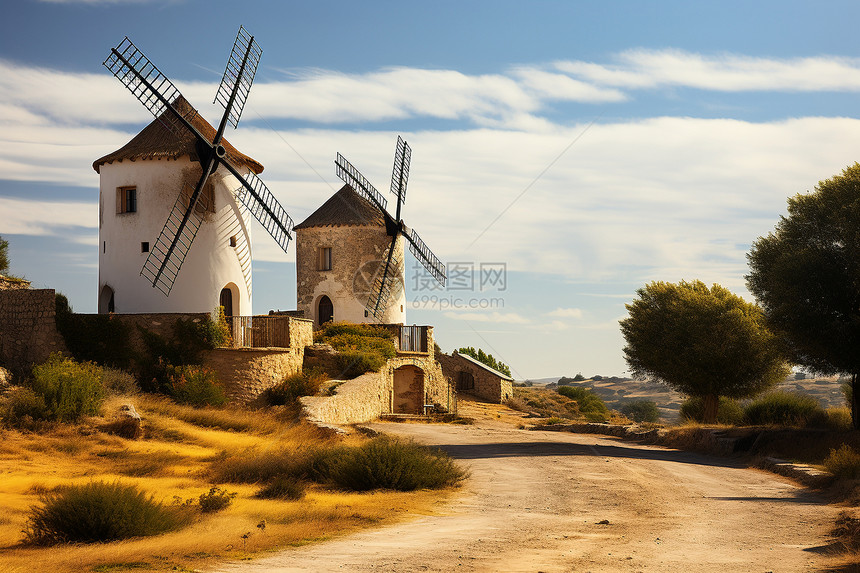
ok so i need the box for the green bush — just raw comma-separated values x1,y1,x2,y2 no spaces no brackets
255,476,306,500
315,322,396,378
23,481,190,545
556,386,609,420
1,387,48,428
30,354,104,422
165,364,226,407
743,391,826,427
621,400,661,423
321,436,468,491
679,396,744,425
197,486,236,513
263,369,328,406
824,445,860,480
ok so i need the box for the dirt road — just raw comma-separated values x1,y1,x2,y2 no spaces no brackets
211,419,841,573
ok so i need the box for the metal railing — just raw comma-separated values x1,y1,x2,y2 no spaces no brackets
399,325,428,353
224,315,291,349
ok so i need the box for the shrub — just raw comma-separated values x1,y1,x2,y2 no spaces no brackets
824,445,860,480
321,436,468,491
255,476,306,500
679,396,744,425
30,354,104,422
197,486,236,513
0,387,48,428
556,386,609,420
315,322,396,379
101,367,138,396
210,447,330,484
742,391,826,427
166,364,227,407
263,369,328,406
23,481,190,545
825,407,853,431
621,400,660,423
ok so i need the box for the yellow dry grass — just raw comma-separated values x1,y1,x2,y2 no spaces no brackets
0,396,452,573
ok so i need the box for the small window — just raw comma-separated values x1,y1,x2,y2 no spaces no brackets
103,241,106,254
318,247,332,271
116,186,137,214
229,235,237,248
141,242,150,253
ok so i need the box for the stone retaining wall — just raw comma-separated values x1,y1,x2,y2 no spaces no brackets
204,347,304,403
0,288,67,374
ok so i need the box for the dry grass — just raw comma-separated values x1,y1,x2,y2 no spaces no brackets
0,395,452,573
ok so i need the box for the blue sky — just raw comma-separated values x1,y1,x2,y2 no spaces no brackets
3,0,860,379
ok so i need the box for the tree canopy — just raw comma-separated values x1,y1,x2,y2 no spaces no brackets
619,280,788,422
747,163,860,426
0,236,9,275
456,347,512,377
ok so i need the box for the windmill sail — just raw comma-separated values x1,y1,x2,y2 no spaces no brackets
104,37,199,137
390,136,411,207
407,228,446,286
214,25,262,129
105,27,296,296
140,183,210,295
335,153,388,212
366,238,404,320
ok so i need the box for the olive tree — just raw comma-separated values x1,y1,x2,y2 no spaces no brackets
0,236,9,275
620,280,789,423
747,163,860,428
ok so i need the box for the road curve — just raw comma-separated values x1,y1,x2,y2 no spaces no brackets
209,421,840,573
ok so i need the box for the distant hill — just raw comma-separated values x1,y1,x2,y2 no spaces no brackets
522,374,848,423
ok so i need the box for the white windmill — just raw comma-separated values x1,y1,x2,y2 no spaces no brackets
94,27,293,317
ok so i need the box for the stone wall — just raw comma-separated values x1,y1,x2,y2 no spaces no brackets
0,288,67,374
437,352,513,403
204,347,304,403
300,353,456,425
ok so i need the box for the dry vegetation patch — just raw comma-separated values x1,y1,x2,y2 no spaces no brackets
0,396,456,573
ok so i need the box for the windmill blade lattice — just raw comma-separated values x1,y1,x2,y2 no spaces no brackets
407,228,446,286
390,136,411,208
104,37,199,137
140,183,210,295
228,165,294,253
214,25,262,129
335,153,388,212
366,240,404,320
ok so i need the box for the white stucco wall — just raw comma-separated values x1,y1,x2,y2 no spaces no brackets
98,156,252,315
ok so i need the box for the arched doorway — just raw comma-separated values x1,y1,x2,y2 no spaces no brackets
219,287,234,318
98,285,115,314
393,365,424,414
456,371,475,392
318,295,333,325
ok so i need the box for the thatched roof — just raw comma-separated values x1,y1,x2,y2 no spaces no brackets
92,96,263,174
294,185,385,230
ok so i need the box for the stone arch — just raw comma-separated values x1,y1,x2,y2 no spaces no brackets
98,284,115,314
393,364,425,414
456,370,475,392
318,294,334,326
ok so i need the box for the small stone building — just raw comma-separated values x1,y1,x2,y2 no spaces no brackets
438,351,514,403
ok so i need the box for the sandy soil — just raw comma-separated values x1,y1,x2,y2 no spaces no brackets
209,404,843,573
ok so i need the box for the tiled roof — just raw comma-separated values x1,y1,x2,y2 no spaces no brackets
453,351,515,381
92,96,263,175
294,184,385,230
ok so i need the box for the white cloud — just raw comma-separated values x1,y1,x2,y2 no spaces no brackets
556,49,860,92
547,307,584,319
0,197,95,235
443,311,531,324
